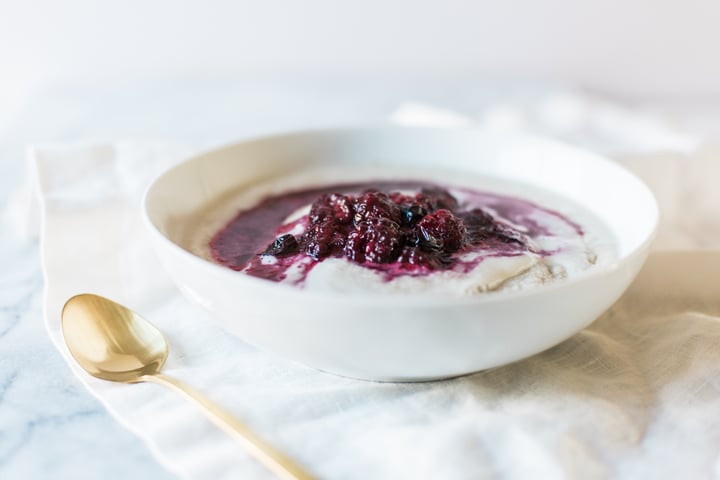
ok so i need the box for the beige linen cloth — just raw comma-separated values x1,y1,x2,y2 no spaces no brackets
30,97,720,479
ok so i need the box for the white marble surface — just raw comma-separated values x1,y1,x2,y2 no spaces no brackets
0,183,171,478
2,78,719,479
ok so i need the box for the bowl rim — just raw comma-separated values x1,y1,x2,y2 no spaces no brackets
142,126,659,308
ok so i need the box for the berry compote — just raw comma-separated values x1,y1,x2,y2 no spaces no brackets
208,181,585,285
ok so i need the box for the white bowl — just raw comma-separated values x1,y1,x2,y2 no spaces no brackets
143,127,657,381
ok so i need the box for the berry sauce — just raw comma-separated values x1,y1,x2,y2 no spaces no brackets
208,181,584,284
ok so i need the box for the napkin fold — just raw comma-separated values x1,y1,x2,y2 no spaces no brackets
33,101,720,479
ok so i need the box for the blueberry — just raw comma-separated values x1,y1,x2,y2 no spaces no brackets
401,204,427,226
260,234,298,257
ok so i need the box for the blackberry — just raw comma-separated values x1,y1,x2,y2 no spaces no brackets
460,208,524,245
415,209,466,252
420,187,460,211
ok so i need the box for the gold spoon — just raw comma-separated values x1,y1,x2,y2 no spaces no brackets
61,293,315,480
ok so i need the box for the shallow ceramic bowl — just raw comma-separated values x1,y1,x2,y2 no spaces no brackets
143,128,657,381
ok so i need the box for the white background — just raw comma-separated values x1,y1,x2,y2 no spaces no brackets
2,0,720,109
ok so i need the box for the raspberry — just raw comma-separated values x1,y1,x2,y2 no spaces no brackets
415,209,466,252
329,193,354,224
352,191,402,225
308,198,331,224
344,219,402,264
300,219,345,260
309,193,354,225
388,192,415,204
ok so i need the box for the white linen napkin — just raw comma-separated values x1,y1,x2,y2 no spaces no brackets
33,106,720,479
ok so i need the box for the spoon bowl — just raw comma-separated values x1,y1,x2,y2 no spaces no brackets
62,294,168,382
61,293,314,480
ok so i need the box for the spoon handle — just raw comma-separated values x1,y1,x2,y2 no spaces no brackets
143,373,315,480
